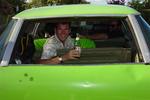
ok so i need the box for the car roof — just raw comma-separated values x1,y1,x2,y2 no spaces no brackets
14,4,140,19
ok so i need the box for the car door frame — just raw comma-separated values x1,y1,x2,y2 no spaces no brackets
0,19,24,66
128,14,150,64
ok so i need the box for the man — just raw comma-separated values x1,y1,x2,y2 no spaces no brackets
38,22,80,64
107,21,124,39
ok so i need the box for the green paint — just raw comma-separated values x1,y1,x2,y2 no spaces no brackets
34,38,46,51
14,4,139,19
0,64,150,100
34,38,95,51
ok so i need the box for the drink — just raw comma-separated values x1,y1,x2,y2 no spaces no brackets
75,33,81,54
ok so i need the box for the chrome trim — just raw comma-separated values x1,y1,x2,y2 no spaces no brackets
1,19,24,66
128,15,150,63
32,23,40,37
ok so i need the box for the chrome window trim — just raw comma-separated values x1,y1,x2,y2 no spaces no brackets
128,15,150,63
32,23,40,37
0,19,24,66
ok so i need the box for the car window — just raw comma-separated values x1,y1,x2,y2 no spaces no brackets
0,19,17,62
136,15,150,51
9,17,143,65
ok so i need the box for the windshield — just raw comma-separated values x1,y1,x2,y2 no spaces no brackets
0,19,17,62
136,15,150,51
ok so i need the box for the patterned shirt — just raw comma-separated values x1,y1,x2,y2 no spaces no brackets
41,34,74,59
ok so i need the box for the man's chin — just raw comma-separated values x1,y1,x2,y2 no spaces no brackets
60,37,67,42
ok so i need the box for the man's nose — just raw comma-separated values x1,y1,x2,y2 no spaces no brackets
61,30,67,34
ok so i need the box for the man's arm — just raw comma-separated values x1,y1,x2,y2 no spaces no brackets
37,49,80,64
87,33,108,40
37,56,61,64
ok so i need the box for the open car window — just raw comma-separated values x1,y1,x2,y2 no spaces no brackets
9,17,143,65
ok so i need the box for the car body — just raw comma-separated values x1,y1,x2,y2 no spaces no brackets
0,4,150,100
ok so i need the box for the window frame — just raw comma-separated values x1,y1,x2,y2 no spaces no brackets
0,19,24,66
7,16,149,65
128,15,150,64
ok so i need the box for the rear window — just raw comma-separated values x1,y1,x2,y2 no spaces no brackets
9,17,142,65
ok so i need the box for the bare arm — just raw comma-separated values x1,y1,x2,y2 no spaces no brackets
37,56,61,64
37,49,80,64
87,33,108,40
79,33,108,40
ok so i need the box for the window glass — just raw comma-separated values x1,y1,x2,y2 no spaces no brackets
136,15,150,50
0,19,17,62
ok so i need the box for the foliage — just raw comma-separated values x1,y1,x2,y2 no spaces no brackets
129,0,150,24
24,0,88,9
129,0,145,12
142,1,150,24
144,0,150,8
8,0,25,12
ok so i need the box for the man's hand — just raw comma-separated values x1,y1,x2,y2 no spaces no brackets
62,49,80,61
50,56,62,64
37,50,80,64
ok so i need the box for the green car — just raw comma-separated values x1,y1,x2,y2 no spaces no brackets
0,4,150,100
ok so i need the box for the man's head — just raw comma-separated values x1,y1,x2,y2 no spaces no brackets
109,21,121,32
55,22,71,42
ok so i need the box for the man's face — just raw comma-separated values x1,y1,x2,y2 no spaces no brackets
55,23,70,42
109,21,120,32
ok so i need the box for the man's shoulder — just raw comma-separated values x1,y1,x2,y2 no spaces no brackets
46,35,56,41
45,35,58,44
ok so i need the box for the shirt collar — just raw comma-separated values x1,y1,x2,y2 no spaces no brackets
54,34,71,44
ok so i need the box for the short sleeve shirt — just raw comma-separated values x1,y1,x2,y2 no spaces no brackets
41,34,74,59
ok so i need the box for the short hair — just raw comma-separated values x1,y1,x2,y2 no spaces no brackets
55,22,70,28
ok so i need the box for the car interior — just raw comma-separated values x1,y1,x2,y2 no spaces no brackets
9,17,143,64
